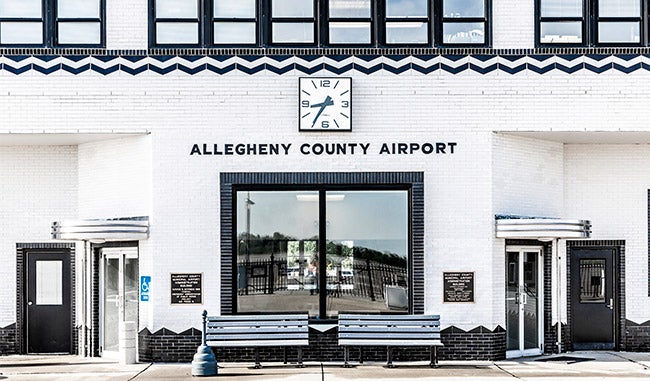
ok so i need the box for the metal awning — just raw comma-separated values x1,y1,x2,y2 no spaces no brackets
495,216,591,239
52,217,149,241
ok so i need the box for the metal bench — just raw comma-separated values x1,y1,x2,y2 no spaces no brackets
338,314,443,368
205,313,309,369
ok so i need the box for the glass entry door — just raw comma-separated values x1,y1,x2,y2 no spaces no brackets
506,247,543,358
100,247,139,358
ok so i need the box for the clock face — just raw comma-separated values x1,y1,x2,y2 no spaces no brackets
299,77,352,131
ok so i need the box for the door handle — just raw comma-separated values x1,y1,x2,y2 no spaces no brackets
606,298,614,310
521,293,527,305
27,301,33,306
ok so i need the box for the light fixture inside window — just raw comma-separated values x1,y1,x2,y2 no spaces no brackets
296,194,345,202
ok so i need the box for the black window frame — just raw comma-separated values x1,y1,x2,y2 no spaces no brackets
220,172,425,319
0,0,105,48
536,0,644,47
436,0,491,47
150,0,492,48
211,0,259,46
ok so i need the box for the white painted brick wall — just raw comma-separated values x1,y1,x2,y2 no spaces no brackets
106,0,148,50
565,145,650,324
493,0,535,49
0,146,77,326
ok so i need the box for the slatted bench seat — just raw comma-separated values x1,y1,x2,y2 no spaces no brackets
205,313,309,369
338,314,443,368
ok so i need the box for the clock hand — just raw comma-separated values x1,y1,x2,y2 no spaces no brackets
311,96,334,127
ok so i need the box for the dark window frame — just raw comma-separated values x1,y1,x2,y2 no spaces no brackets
220,172,425,319
436,0,491,47
0,0,106,48
536,0,644,47
149,0,492,48
211,0,259,46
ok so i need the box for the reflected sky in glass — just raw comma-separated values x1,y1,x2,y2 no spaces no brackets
386,0,427,18
58,22,100,44
541,0,582,17
443,0,484,18
329,0,370,18
0,0,41,18
156,0,198,18
0,22,42,44
599,0,639,17
214,0,255,18
272,0,313,17
214,22,256,43
58,0,100,18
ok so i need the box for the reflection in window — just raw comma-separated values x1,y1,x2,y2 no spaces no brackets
0,0,43,45
580,259,606,303
271,0,314,43
154,0,199,44
213,0,257,44
56,0,102,45
328,0,371,44
539,0,583,44
236,189,409,318
441,0,486,44
385,0,429,44
597,0,640,44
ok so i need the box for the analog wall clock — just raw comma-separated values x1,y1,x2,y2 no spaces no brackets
298,77,352,131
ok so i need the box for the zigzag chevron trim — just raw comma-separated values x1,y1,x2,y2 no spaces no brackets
1,54,650,75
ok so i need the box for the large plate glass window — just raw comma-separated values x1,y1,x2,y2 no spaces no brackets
271,0,315,44
154,0,200,45
328,0,372,45
596,0,640,44
441,0,487,45
235,189,409,318
384,0,430,44
539,0,584,44
213,0,257,44
57,0,102,45
0,0,44,45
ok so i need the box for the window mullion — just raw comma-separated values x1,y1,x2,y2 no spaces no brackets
318,190,327,319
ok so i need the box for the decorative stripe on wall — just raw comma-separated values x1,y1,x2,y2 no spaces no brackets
1,54,650,75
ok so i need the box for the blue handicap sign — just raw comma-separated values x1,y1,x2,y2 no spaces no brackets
140,276,151,302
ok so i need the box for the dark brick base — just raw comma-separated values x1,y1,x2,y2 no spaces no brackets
138,325,506,363
0,323,17,355
625,320,650,351
138,328,202,362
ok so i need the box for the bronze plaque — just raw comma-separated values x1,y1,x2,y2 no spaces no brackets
443,272,474,303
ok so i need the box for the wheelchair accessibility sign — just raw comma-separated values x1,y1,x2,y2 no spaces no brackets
140,276,151,302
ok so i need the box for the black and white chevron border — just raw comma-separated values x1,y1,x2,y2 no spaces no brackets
1,53,649,75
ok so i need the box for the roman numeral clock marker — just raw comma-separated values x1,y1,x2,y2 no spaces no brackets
299,77,352,131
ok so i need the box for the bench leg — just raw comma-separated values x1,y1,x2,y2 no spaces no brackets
359,347,364,364
387,346,394,368
283,347,288,364
254,348,262,369
296,347,304,368
429,346,439,368
343,346,352,368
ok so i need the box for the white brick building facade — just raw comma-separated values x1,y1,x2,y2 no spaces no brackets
1,0,649,362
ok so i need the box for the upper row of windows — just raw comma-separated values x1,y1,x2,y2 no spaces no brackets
0,0,645,48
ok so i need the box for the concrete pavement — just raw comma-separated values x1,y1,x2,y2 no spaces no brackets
0,351,649,380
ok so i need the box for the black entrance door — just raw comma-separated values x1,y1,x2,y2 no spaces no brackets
26,251,72,353
570,248,616,350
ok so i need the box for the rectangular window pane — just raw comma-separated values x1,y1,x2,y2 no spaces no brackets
540,21,582,43
0,22,43,44
236,191,320,316
214,22,256,44
326,191,409,316
599,21,640,43
58,0,101,18
385,21,428,43
156,0,198,18
0,0,41,18
329,0,371,18
156,22,198,43
443,0,485,18
272,0,313,17
541,0,582,17
386,0,428,18
272,22,313,43
214,0,256,18
443,22,484,43
329,22,371,44
58,22,100,44
580,259,606,303
599,0,639,17
36,261,63,305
